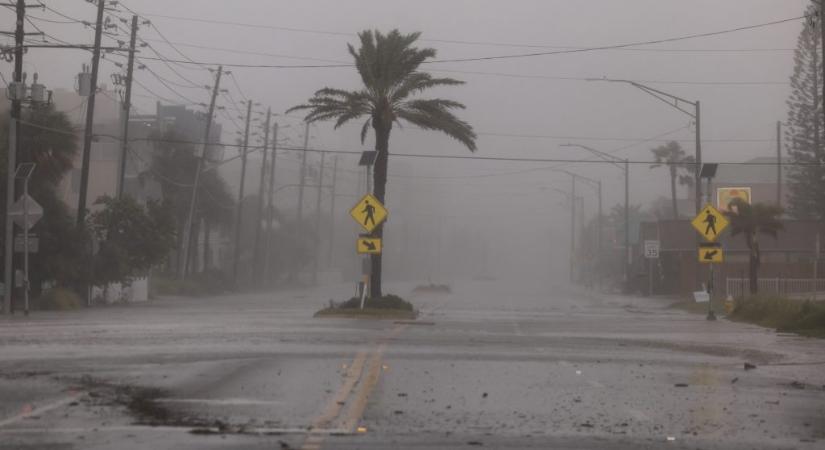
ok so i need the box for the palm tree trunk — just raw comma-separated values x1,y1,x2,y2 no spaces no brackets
748,232,759,295
670,167,678,219
203,219,211,271
370,120,391,299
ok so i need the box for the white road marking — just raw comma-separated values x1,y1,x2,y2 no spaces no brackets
0,394,80,428
0,425,351,435
154,398,285,406
626,408,651,422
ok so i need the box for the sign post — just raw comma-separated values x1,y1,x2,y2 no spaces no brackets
350,192,388,303
12,163,38,316
693,164,726,320
644,240,659,296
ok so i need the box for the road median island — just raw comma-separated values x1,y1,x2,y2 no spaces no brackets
314,294,418,320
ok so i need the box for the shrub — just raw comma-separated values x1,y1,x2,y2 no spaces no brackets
37,287,83,310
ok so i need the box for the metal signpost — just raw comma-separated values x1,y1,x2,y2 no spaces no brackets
11,163,38,315
350,188,388,307
644,240,659,296
691,164,726,320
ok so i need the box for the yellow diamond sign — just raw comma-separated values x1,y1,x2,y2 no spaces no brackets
691,203,728,242
350,193,388,233
356,237,382,254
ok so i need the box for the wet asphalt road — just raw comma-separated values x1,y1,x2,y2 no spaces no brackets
0,279,823,449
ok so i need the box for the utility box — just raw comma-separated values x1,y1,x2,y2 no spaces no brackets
29,82,45,103
77,72,92,96
6,82,24,101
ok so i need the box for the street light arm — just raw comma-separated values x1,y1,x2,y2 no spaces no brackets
560,143,624,169
594,78,696,118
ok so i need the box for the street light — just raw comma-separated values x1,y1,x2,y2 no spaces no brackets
588,77,701,214
561,143,630,291
557,170,602,288
551,187,584,283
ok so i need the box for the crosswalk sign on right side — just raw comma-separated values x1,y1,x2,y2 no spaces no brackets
698,243,723,263
691,203,729,242
357,237,382,254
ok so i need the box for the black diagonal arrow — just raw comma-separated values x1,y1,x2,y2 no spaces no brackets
362,240,376,251
704,250,718,260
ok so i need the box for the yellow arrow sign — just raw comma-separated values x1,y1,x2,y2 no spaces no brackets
356,237,382,254
691,203,729,241
698,246,723,263
350,193,388,233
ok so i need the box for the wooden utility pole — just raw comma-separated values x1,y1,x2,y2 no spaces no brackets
777,121,782,207
312,153,326,285
77,0,107,226
116,15,138,198
327,156,338,267
181,66,222,279
264,123,278,281
232,100,253,286
297,121,309,222
252,108,271,284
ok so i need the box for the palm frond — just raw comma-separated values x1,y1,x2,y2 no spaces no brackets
360,117,372,144
396,98,477,151
390,72,464,103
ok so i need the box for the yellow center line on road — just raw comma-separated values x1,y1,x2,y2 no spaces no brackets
300,323,409,450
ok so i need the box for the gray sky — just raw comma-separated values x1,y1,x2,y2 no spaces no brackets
1,0,810,280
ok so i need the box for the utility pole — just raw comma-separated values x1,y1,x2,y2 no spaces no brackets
776,121,782,207
820,1,825,134
570,176,576,283
181,65,222,279
252,108,271,284
694,101,702,215
327,156,338,267
232,100,253,286
297,121,309,222
116,15,138,198
312,153,326,285
264,123,278,282
77,0,106,227
3,0,25,315
624,159,630,289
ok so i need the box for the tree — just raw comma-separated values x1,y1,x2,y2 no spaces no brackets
786,3,825,220
649,141,695,219
88,196,175,292
288,29,477,297
147,131,233,275
0,106,84,296
725,199,784,295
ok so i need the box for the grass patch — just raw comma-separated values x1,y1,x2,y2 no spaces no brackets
150,270,232,297
668,297,726,315
36,287,83,310
412,283,452,294
315,294,418,319
729,296,825,338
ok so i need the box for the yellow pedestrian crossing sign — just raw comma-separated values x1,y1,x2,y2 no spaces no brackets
691,203,728,241
357,237,382,254
350,193,388,233
698,244,723,263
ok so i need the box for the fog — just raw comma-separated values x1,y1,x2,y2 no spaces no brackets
4,0,806,286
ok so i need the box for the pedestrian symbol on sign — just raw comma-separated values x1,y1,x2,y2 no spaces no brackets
703,210,717,236
362,200,376,227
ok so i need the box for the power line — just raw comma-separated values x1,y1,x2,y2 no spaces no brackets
125,15,806,69
137,11,800,54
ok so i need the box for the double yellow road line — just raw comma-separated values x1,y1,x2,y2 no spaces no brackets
301,324,406,450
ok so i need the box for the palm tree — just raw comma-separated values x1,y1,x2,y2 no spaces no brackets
725,198,783,295
650,141,695,219
288,29,477,298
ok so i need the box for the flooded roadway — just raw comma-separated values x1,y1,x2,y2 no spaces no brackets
0,280,823,449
